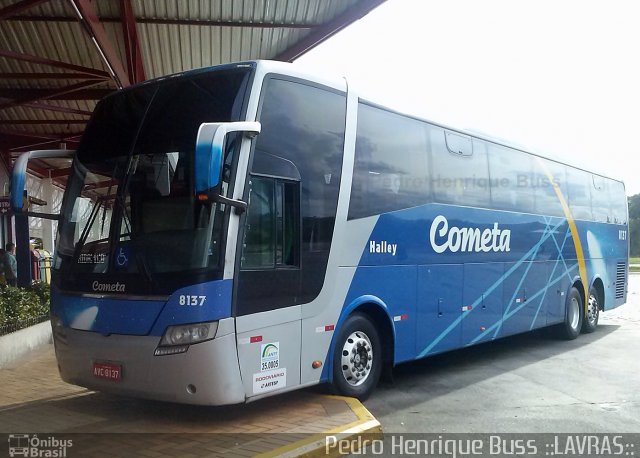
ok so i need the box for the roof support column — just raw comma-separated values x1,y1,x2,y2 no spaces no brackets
120,0,145,83
0,0,51,21
40,176,55,252
68,0,131,88
275,0,387,62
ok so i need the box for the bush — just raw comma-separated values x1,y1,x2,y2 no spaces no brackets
26,281,51,307
0,282,50,329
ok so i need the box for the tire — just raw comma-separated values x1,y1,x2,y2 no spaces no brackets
332,313,382,401
581,287,600,333
556,286,583,340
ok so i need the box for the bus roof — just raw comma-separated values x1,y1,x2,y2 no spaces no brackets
101,59,625,187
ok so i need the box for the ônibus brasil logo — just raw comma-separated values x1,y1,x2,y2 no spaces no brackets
8,434,72,457
429,215,511,254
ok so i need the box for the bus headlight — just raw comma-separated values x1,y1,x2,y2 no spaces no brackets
159,322,218,347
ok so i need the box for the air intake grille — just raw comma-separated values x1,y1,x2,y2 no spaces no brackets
615,262,626,299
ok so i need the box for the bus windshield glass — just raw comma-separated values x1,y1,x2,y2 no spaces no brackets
55,67,252,293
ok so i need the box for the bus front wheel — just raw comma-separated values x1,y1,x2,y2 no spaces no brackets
557,287,583,340
332,313,382,400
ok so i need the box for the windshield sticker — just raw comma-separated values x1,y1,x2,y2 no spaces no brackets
115,247,130,268
77,253,107,264
260,342,280,372
253,368,286,394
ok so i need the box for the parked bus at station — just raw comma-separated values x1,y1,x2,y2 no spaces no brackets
11,61,629,404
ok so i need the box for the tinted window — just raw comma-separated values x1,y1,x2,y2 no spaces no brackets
237,78,346,313
242,177,299,269
431,134,490,207
56,69,252,295
78,69,250,164
488,144,536,213
255,79,344,252
242,177,276,268
610,180,628,225
566,168,593,220
349,103,430,219
534,158,566,217
591,175,611,223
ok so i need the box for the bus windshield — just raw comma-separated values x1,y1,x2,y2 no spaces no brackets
55,66,252,294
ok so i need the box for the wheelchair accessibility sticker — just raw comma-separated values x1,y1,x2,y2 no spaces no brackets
116,247,130,268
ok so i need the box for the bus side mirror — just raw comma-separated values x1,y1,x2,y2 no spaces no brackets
10,150,75,212
194,121,261,194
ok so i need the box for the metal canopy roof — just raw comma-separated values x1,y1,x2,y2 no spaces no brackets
0,0,385,181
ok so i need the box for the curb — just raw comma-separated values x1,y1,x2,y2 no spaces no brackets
0,321,51,369
256,395,382,458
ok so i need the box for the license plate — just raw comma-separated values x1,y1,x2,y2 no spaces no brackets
92,362,122,382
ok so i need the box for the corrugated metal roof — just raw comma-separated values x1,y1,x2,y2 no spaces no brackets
0,0,386,176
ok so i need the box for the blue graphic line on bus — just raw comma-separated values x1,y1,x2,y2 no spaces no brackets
417,217,566,358
543,214,574,280
493,217,554,338
530,226,572,329
549,225,577,282
480,264,580,343
506,265,579,323
116,248,129,267
472,263,579,343
496,229,574,339
418,217,566,356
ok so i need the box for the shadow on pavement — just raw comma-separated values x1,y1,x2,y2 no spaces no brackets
368,324,619,416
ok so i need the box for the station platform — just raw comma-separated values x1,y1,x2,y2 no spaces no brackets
0,345,380,457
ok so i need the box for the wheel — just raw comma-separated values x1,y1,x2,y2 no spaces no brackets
332,313,382,400
581,287,600,333
556,286,583,340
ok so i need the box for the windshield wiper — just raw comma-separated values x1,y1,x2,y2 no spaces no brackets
72,194,111,264
135,252,154,286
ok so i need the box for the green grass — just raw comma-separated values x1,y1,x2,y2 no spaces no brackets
631,257,640,264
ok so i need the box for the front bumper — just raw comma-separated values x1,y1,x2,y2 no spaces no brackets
52,319,246,406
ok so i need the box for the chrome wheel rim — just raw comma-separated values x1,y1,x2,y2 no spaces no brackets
587,293,599,325
568,297,580,330
341,331,373,386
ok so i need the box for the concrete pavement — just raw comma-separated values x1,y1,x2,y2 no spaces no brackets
364,275,640,433
0,346,380,457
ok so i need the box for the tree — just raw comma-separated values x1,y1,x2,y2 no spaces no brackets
629,194,640,257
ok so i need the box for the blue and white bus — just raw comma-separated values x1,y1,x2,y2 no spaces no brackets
11,61,629,404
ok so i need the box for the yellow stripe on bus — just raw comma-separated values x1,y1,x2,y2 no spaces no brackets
536,157,589,308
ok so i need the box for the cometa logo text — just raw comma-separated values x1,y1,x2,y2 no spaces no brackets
430,215,511,254
92,281,126,293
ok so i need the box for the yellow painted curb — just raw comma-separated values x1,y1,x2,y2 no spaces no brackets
255,395,382,458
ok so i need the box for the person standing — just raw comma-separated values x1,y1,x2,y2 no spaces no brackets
0,248,6,286
2,242,17,287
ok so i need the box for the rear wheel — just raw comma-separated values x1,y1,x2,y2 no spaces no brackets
581,287,600,333
332,313,382,400
556,286,583,340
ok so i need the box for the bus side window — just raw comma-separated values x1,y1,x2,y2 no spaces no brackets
566,168,593,221
241,176,300,269
430,132,491,207
610,180,628,225
534,158,566,217
488,144,536,214
348,103,430,219
591,174,611,223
